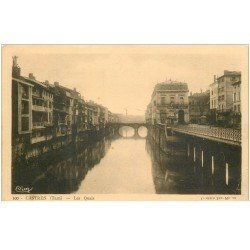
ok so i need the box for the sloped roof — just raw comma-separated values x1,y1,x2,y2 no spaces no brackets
21,76,48,89
217,70,241,79
55,85,81,99
155,81,189,91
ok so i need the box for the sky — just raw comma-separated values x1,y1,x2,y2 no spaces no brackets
10,45,247,116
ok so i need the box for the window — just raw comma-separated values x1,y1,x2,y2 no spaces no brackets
238,92,240,101
170,96,175,104
234,105,236,111
233,93,236,102
21,117,29,131
49,113,52,123
221,95,224,101
211,90,213,95
180,96,184,104
161,96,165,105
21,84,29,99
21,100,29,114
238,104,241,112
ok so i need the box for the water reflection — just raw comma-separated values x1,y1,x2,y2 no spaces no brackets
23,133,239,194
138,126,148,138
119,126,135,138
32,138,112,194
76,139,154,194
33,136,155,194
146,138,240,194
146,139,199,194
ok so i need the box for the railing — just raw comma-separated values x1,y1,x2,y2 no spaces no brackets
33,121,53,128
30,135,53,144
32,92,43,98
171,124,241,144
33,105,46,112
156,103,188,108
33,122,45,128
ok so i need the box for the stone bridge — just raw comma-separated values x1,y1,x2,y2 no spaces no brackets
107,122,148,138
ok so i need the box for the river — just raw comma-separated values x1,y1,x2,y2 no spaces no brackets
29,127,240,194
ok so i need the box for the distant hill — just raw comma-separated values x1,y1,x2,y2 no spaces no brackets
116,114,145,123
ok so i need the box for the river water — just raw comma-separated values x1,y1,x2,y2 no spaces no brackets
76,139,155,194
29,129,240,195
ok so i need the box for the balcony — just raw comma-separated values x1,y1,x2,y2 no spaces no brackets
33,105,46,112
32,122,45,129
30,134,53,144
32,92,43,100
54,106,69,114
33,121,53,129
157,103,188,109
217,108,232,114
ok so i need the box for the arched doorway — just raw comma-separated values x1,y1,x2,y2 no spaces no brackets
178,110,185,124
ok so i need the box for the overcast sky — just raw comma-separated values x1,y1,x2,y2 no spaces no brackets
11,45,247,116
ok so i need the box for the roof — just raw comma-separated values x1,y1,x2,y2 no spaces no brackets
55,85,81,99
189,91,210,98
232,80,241,86
21,76,49,89
217,70,241,79
154,81,189,92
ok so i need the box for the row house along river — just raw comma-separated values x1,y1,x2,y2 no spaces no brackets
13,126,241,195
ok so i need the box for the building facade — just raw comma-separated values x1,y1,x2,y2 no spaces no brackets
146,80,189,125
217,70,241,112
12,56,118,157
231,78,241,127
51,82,73,137
12,57,54,145
210,75,218,110
209,75,219,124
209,70,241,126
189,90,210,124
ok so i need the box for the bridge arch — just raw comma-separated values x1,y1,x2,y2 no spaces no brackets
108,122,149,139
118,126,136,138
137,125,148,138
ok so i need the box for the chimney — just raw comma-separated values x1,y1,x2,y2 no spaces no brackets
13,56,18,67
74,87,76,92
29,73,36,80
214,75,217,82
190,91,192,96
200,88,202,93
45,80,49,86
12,56,21,77
54,81,59,87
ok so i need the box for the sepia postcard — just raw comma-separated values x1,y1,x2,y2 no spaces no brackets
1,45,249,201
